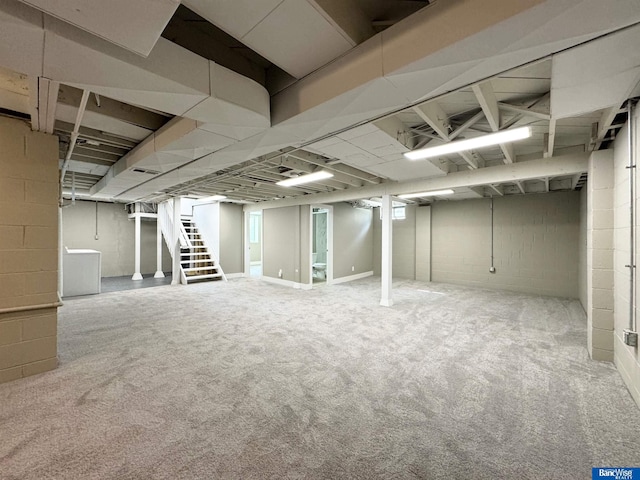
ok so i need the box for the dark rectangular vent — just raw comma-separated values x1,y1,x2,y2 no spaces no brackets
131,168,160,175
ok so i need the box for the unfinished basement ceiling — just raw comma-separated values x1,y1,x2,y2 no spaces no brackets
0,0,639,206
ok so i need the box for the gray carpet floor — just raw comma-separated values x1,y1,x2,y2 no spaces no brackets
1,278,639,479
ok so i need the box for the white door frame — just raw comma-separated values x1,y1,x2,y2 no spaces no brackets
309,204,333,286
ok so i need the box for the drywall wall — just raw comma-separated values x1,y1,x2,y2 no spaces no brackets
300,205,311,285
431,193,580,297
373,204,419,279
193,201,220,260
62,200,172,277
263,206,301,283
415,206,432,282
0,116,59,383
332,202,373,280
613,116,640,407
579,186,588,312
219,203,243,274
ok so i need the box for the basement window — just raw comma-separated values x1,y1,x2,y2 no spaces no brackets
379,205,406,220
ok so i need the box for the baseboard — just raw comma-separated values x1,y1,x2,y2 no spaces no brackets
261,276,296,288
332,271,373,285
225,272,244,279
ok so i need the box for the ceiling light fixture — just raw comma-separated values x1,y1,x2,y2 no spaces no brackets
276,170,334,187
403,126,532,160
398,189,454,199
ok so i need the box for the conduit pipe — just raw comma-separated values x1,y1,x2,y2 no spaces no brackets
490,198,496,274
626,100,639,346
59,88,90,204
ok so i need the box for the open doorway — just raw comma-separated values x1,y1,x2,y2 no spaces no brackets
312,206,330,284
248,211,262,277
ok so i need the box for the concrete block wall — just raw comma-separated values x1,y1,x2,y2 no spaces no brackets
0,116,59,384
62,200,172,277
612,116,640,406
588,150,615,362
431,192,580,298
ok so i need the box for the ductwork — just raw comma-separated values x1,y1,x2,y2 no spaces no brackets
2,0,639,204
0,0,271,197
117,0,640,202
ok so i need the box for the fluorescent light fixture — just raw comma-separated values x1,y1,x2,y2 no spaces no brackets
404,126,531,160
398,189,454,199
276,170,333,187
208,195,227,201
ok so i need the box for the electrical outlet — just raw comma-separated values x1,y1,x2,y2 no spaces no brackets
278,269,283,278
351,266,355,272
489,267,496,273
94,234,99,240
624,329,638,347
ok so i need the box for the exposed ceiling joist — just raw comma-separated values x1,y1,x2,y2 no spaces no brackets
449,110,484,140
54,121,138,149
472,81,500,131
57,84,168,131
544,118,556,158
412,102,450,140
488,184,504,196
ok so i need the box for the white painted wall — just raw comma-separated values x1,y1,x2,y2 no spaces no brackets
612,113,640,407
62,200,172,277
193,201,220,260
332,202,373,280
579,187,588,312
373,204,419,279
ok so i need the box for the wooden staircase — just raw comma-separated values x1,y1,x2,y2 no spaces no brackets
180,217,225,284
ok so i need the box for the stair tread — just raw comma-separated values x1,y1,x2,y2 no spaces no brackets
183,266,218,272
186,273,223,281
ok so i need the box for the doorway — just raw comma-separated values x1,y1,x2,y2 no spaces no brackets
311,206,331,284
248,211,262,277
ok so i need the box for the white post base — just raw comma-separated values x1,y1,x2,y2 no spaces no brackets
154,271,165,278
380,298,394,307
132,273,143,281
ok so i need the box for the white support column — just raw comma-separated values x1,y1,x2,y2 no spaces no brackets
172,197,181,286
154,214,164,278
132,202,143,280
380,194,393,307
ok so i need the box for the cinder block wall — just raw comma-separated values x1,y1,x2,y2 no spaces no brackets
62,200,172,277
431,192,580,298
612,117,640,406
0,116,59,384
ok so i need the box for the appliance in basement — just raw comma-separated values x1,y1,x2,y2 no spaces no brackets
63,248,101,297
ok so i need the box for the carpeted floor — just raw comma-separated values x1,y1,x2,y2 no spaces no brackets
1,278,639,479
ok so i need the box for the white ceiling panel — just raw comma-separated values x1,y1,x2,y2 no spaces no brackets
242,0,353,78
18,0,179,56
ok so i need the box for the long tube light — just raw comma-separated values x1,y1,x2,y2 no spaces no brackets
404,126,532,160
398,189,454,199
276,170,334,187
